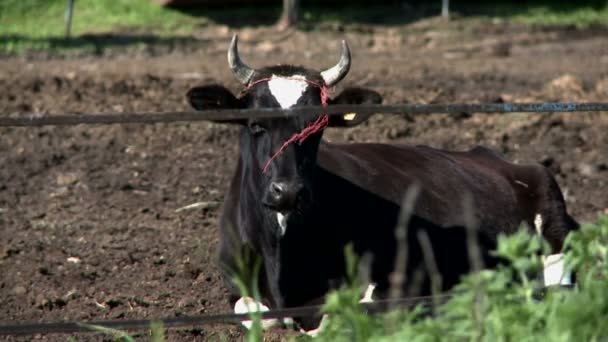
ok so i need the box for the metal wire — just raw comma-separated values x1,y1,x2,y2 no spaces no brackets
0,293,451,336
0,102,606,127
0,101,597,335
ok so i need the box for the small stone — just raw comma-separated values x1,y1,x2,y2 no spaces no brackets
13,286,27,295
67,257,81,264
256,41,277,53
178,298,196,308
154,256,166,265
547,74,583,96
64,289,80,300
595,78,608,95
56,173,79,186
577,163,595,177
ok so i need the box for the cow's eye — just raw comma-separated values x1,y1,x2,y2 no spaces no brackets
248,121,266,136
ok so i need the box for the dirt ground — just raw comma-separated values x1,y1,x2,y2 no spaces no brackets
1,18,607,341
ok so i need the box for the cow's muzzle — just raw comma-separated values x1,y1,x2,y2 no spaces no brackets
262,180,304,212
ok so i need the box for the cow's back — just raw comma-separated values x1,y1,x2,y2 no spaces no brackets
317,142,529,231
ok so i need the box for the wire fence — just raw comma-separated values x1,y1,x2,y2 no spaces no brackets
1,102,606,127
0,100,600,336
0,293,451,336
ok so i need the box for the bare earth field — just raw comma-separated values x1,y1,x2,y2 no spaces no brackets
1,20,607,341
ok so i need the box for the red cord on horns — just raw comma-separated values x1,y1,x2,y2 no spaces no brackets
262,114,328,173
240,77,330,174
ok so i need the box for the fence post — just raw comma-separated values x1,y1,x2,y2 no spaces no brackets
65,0,75,38
278,0,300,30
441,0,449,19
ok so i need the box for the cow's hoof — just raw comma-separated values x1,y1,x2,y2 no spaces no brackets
234,297,281,330
299,283,376,336
300,314,330,337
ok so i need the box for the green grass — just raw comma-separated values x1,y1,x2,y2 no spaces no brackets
303,214,608,342
516,6,608,28
0,0,206,55
0,0,201,38
1,0,607,56
457,1,608,29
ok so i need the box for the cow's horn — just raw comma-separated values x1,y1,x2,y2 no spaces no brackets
227,34,255,84
320,40,351,87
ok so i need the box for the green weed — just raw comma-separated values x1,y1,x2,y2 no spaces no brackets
303,214,608,341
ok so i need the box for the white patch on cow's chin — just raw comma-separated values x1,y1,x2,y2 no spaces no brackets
267,74,309,109
277,212,288,236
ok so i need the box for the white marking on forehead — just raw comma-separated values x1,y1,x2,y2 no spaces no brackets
277,212,287,236
267,74,309,109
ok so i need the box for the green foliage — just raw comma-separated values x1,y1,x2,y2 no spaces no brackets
76,323,138,342
229,248,265,342
74,319,165,341
308,244,383,342
0,0,203,55
464,1,608,29
149,320,166,342
304,214,608,342
2,0,607,55
565,215,608,281
55,215,608,341
0,0,199,37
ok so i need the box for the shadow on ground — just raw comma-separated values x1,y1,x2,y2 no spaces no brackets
0,33,217,57
166,0,607,29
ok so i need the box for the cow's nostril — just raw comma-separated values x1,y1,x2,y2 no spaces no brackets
264,181,303,211
270,182,285,197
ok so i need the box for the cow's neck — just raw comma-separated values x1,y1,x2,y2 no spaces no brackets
234,130,284,244
231,144,286,307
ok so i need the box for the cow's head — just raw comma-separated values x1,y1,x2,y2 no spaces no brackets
187,35,382,233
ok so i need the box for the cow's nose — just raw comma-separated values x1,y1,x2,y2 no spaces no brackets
265,181,302,211
269,181,286,198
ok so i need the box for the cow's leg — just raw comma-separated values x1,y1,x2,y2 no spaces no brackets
360,283,377,303
217,234,287,330
300,283,376,337
234,296,282,330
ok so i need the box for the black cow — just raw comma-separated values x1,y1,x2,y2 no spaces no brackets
185,35,578,333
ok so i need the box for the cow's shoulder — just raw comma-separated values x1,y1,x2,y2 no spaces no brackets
467,145,508,160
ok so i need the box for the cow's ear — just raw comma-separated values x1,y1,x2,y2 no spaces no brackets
327,87,383,127
186,84,245,123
